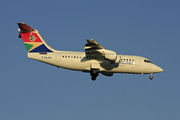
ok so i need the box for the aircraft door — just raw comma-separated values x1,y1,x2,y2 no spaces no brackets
135,58,140,66
55,53,61,62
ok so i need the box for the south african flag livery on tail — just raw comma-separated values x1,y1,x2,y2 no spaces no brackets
18,23,54,52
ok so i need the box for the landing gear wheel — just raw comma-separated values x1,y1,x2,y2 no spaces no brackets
149,76,153,80
92,69,99,76
90,69,99,81
91,76,96,81
93,69,97,74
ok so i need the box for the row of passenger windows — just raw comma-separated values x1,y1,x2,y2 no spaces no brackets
61,56,152,64
62,55,135,61
62,56,83,59
86,57,103,59
62,56,104,59
121,59,134,61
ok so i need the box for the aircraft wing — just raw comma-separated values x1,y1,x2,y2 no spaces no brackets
84,39,105,56
84,39,120,63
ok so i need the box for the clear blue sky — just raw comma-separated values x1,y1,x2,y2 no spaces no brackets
1,0,180,120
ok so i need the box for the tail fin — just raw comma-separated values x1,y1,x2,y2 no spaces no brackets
18,23,54,52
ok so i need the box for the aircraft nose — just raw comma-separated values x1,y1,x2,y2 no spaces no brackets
158,66,163,72
155,65,163,73
151,64,163,73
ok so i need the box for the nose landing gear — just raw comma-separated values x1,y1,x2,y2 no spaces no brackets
149,74,153,80
149,76,153,80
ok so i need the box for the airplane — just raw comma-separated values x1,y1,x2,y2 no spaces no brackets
17,22,163,81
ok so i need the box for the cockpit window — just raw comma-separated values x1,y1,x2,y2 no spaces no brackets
144,59,152,63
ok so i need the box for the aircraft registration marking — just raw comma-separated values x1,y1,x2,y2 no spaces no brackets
42,56,52,59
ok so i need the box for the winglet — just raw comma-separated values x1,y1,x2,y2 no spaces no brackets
17,22,35,32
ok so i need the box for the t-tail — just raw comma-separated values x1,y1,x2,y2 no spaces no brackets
18,23,55,53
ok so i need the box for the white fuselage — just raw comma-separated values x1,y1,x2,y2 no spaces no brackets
17,22,163,80
28,51,163,74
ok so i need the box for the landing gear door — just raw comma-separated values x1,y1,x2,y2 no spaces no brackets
91,63,100,69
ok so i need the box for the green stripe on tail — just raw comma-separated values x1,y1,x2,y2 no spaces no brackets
24,43,33,52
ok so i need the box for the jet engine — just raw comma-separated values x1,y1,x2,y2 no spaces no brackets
103,50,120,64
104,51,117,61
101,72,113,76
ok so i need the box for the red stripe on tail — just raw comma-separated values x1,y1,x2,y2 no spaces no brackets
20,32,43,43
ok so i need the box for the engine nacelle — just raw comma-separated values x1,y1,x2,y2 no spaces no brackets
101,72,113,76
115,56,120,63
104,51,117,61
103,50,120,64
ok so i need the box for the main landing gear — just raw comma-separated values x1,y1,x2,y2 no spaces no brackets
90,69,99,81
